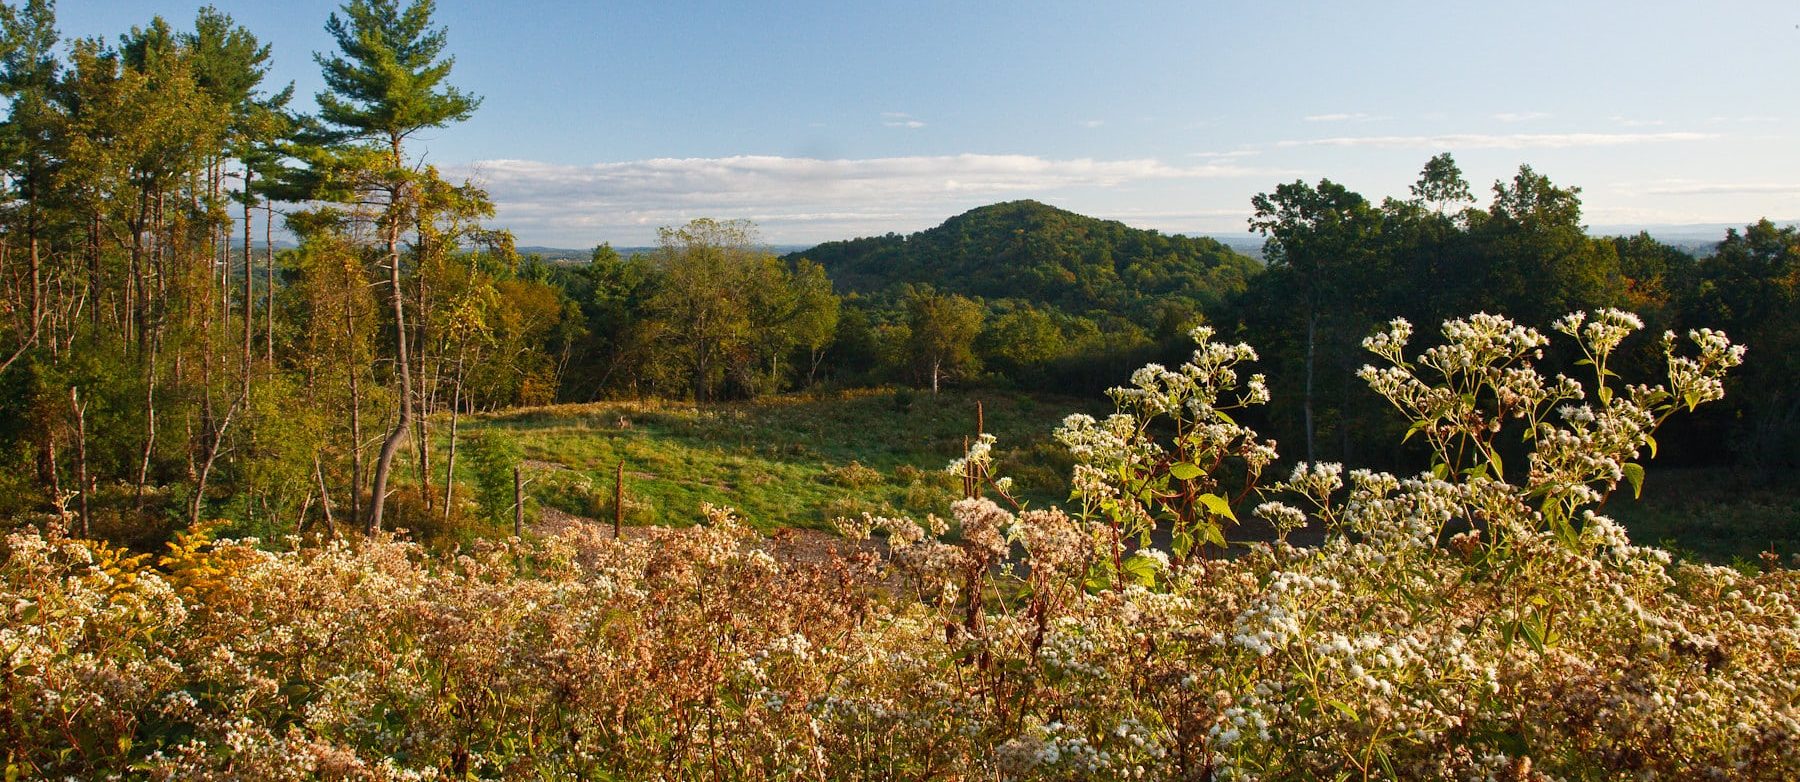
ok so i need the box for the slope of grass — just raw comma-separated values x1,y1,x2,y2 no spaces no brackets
452,388,1100,532
440,389,1799,563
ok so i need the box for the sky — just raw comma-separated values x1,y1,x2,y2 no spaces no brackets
60,0,1800,248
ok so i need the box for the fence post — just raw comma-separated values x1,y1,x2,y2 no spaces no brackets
614,460,625,538
513,465,524,538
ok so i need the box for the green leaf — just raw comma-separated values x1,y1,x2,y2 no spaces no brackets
1201,521,1227,548
1488,450,1504,481
1574,358,1594,366
1402,419,1428,444
1122,555,1158,587
1645,434,1658,459
1327,699,1358,720
1197,493,1237,521
1169,462,1203,481
1520,617,1546,654
1622,462,1645,499
1375,747,1398,779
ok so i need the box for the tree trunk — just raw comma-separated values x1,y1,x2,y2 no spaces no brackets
313,452,336,536
69,387,90,539
242,168,254,405
807,346,826,387
88,213,101,331
135,340,157,507
413,236,431,508
347,301,364,528
189,399,238,527
442,351,465,519
367,172,414,534
26,227,39,351
130,189,148,356
417,416,432,510
265,202,275,364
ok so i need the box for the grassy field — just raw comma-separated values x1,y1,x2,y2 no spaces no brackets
454,387,1102,533
1605,466,1800,567
443,388,1798,565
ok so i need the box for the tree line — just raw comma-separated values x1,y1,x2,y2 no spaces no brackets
1236,153,1799,477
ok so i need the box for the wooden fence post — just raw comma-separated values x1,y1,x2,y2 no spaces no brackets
513,465,524,538
614,460,624,538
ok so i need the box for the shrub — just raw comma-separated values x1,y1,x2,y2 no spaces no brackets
819,459,883,488
462,428,523,527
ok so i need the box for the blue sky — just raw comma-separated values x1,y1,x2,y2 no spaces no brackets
61,1,1800,246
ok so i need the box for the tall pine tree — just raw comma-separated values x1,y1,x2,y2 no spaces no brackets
310,0,477,533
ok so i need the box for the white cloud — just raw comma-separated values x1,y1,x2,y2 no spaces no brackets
451,154,1279,245
1493,111,1552,123
1276,131,1714,150
882,111,926,129
1611,116,1665,128
1079,119,1105,128
1705,115,1784,124
1643,182,1800,196
1304,112,1383,122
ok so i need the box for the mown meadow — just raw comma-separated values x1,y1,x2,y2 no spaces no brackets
461,389,1094,535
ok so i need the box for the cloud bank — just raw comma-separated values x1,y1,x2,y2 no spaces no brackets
451,154,1274,246
1276,131,1713,149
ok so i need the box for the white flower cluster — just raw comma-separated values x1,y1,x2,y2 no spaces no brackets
944,432,998,477
1664,327,1746,410
1055,413,1153,472
953,497,1013,561
1253,502,1308,538
1224,571,1336,656
1284,462,1344,501
996,719,1110,776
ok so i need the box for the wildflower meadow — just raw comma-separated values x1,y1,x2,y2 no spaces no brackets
5,310,1796,780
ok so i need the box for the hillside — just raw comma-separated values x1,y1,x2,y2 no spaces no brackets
788,200,1260,317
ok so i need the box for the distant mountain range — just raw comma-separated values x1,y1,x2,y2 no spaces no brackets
519,244,816,262
517,218,1799,264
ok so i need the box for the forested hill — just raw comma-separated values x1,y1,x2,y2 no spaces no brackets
787,200,1260,315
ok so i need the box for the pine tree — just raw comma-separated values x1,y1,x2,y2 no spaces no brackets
310,0,478,534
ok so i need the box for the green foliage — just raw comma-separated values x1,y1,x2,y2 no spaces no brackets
903,285,983,393
797,200,1257,317
461,428,521,527
596,218,849,401
1676,219,1800,471
314,0,478,143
